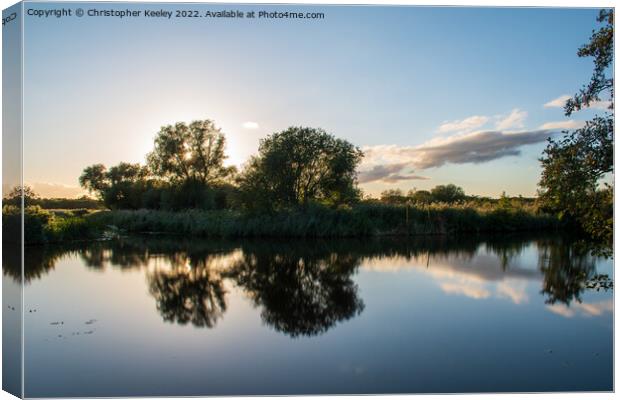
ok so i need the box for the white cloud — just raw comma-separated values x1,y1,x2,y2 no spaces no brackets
362,128,555,171
357,163,428,184
589,99,612,110
242,121,259,129
544,94,611,111
495,108,527,130
438,115,489,133
538,120,585,130
544,95,571,108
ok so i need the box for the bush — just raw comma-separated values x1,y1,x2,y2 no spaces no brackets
2,205,105,245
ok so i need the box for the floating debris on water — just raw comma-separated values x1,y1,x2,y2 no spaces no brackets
85,319,97,325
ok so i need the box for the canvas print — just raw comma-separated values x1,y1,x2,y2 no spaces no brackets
2,2,614,397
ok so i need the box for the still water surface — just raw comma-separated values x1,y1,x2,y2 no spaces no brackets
4,235,613,396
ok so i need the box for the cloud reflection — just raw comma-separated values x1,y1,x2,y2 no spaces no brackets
546,300,613,318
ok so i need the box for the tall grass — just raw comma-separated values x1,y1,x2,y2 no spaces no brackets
5,202,560,244
88,202,560,238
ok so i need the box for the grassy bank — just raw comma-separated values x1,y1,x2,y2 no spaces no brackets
3,206,106,245
89,203,558,238
5,203,561,245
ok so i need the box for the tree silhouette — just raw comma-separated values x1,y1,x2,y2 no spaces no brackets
227,242,365,337
237,127,363,210
147,255,227,328
147,120,235,185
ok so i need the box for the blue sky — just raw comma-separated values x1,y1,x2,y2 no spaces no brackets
20,3,610,197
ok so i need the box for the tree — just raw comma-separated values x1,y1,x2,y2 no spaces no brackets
147,120,235,185
79,164,109,196
380,189,407,205
408,189,432,205
79,162,149,209
538,9,613,249
237,127,363,210
4,185,39,207
430,184,465,203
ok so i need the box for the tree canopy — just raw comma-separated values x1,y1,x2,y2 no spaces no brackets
147,120,235,184
79,120,238,210
79,162,149,209
430,184,466,203
538,9,614,250
237,127,363,210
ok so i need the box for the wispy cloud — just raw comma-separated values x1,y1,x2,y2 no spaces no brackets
589,99,612,110
544,94,571,108
495,108,527,130
538,120,585,130
437,115,489,133
544,94,611,110
362,129,555,172
242,121,259,129
358,163,428,184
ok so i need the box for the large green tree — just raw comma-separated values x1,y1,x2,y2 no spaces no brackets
237,127,363,210
538,9,614,249
79,162,149,209
430,184,466,204
147,120,235,185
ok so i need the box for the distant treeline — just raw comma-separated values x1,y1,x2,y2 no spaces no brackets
375,185,537,208
3,186,103,210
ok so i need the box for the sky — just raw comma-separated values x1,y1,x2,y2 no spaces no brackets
17,3,612,198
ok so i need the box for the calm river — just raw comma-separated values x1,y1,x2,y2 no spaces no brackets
3,234,613,396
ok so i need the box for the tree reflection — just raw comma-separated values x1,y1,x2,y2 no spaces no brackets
147,259,227,328
10,233,613,334
227,241,365,337
4,244,79,284
537,238,599,305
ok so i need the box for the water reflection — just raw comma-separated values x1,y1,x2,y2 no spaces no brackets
537,238,603,305
148,255,227,328
226,242,365,337
6,235,613,336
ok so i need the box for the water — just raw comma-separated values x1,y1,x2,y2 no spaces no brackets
3,235,613,396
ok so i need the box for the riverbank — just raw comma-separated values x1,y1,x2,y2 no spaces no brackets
4,203,561,245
